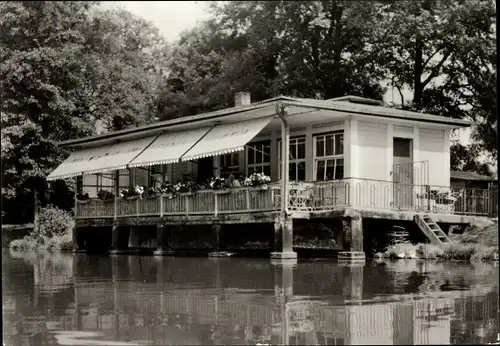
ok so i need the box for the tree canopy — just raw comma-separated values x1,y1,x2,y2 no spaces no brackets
1,1,169,222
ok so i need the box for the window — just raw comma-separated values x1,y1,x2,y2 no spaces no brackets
82,170,130,198
220,152,240,177
278,137,306,181
314,132,344,181
246,141,271,177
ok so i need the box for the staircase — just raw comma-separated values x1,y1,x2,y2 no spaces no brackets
414,214,452,245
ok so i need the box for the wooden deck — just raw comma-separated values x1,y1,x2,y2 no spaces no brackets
75,178,497,223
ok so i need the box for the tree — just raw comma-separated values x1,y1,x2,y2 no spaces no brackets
375,0,497,164
0,1,169,223
158,0,388,120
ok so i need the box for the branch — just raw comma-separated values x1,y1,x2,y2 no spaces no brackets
422,50,452,88
422,46,444,70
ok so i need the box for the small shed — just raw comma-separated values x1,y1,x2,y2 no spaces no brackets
450,171,498,190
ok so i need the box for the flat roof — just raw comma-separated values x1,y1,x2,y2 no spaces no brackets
60,96,471,148
451,171,498,182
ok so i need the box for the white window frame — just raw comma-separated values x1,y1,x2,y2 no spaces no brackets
246,141,271,176
278,136,307,181
313,131,344,181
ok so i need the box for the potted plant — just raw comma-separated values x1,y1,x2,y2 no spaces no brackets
209,176,230,193
76,192,90,203
244,173,272,189
97,189,114,201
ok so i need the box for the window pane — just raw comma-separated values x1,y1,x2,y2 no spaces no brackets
232,153,239,166
297,140,306,159
289,162,296,181
263,143,271,163
119,174,129,187
263,165,271,177
248,147,255,165
255,145,263,164
326,159,335,180
335,159,344,180
297,162,306,181
316,160,326,181
393,138,411,158
335,133,344,155
290,141,296,160
83,174,97,186
326,135,334,156
316,138,324,157
278,141,282,161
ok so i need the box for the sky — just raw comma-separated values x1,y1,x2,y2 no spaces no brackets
110,1,473,146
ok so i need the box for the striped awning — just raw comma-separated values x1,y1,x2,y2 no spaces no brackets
128,127,212,168
181,116,273,161
46,136,157,180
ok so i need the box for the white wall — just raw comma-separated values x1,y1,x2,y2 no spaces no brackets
357,120,388,181
419,128,450,187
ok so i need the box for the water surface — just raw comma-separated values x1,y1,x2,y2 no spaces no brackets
3,250,499,345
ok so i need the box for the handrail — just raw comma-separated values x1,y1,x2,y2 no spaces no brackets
75,178,497,218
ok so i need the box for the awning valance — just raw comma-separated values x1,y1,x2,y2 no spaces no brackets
128,127,212,168
47,136,157,180
46,144,114,181
181,116,273,161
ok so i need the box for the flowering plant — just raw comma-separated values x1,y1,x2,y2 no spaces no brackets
97,189,114,201
76,192,90,201
120,185,146,199
244,173,271,187
209,176,229,190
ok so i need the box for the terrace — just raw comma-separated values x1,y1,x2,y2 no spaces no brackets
75,177,498,222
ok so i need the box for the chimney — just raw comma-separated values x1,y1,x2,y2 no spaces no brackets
234,92,251,107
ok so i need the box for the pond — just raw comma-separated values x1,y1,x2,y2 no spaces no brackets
3,250,499,345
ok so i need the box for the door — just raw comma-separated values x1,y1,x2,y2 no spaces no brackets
393,138,413,210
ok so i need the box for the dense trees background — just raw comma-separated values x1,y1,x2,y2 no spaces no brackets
1,0,496,223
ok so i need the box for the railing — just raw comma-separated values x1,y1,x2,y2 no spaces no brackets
75,178,497,219
291,178,497,216
76,185,281,219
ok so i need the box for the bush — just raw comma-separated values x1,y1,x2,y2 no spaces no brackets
9,206,74,252
384,242,498,262
451,220,498,247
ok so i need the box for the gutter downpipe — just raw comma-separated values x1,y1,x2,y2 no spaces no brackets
276,104,291,215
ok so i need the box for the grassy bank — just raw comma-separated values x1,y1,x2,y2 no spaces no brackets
380,219,499,262
9,206,73,252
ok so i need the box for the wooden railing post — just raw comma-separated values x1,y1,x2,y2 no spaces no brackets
463,188,466,214
185,196,189,216
114,170,119,220
245,189,250,210
214,193,218,217
159,195,164,217
136,198,139,217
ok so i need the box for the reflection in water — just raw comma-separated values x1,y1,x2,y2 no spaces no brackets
3,250,499,345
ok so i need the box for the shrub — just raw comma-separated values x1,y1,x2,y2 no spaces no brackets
35,205,74,239
453,220,498,247
416,244,444,259
9,206,74,252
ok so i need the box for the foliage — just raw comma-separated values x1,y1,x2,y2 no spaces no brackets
97,189,114,201
450,219,498,247
384,241,498,262
209,177,229,190
243,173,271,187
77,192,90,201
1,1,169,223
158,1,387,120
35,205,74,239
10,205,74,251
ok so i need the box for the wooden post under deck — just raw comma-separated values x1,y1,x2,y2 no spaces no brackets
271,104,297,260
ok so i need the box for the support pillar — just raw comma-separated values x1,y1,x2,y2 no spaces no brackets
110,224,125,255
271,213,297,260
72,226,86,253
338,214,365,262
209,224,229,257
154,223,174,256
126,227,141,254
